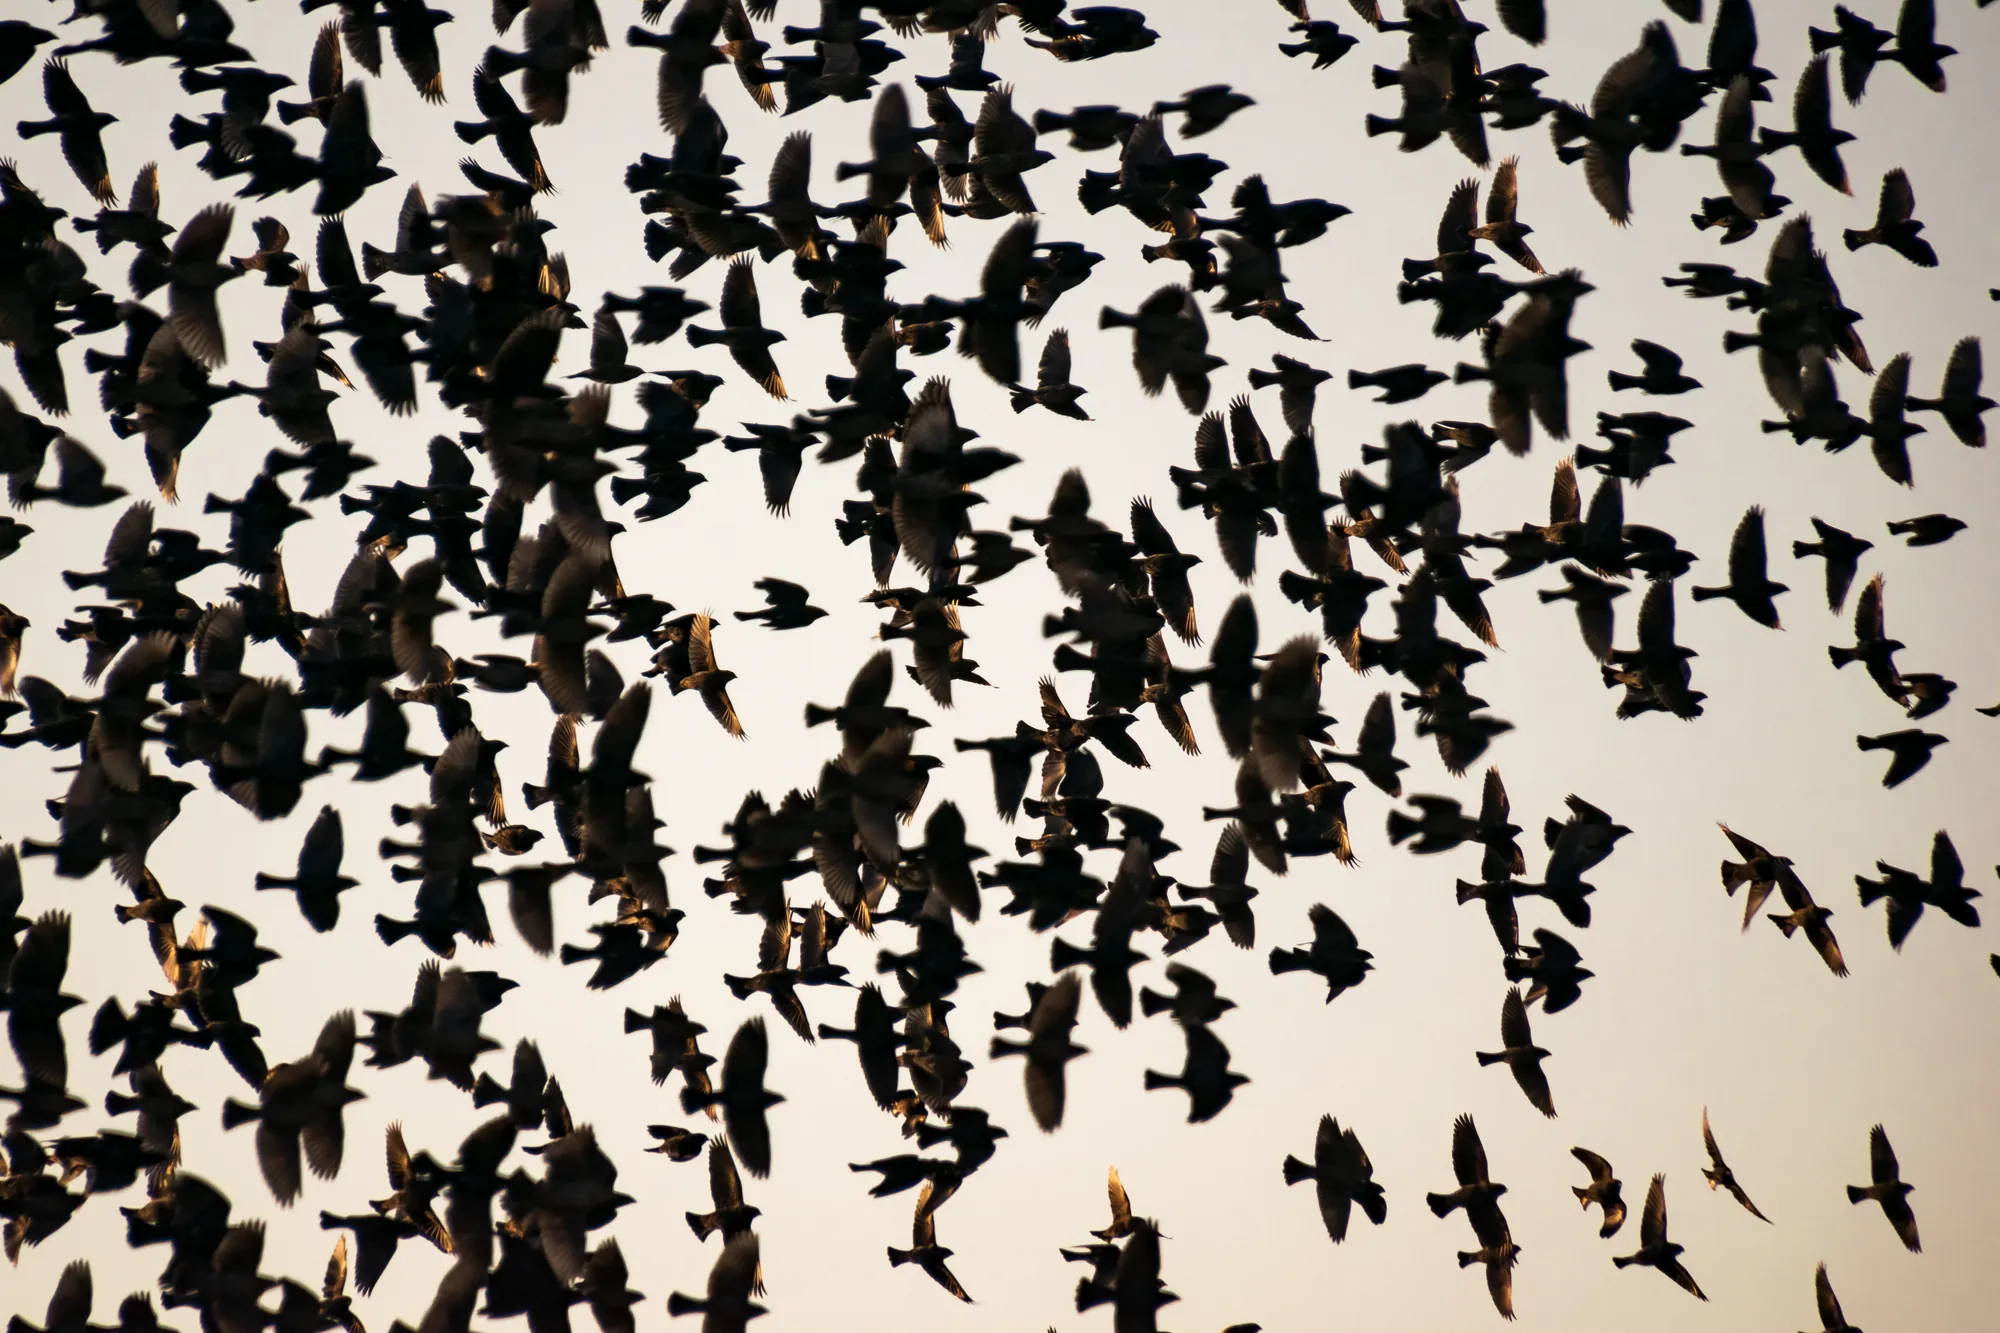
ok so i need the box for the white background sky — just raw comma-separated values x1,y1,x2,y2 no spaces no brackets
4,1,2000,1330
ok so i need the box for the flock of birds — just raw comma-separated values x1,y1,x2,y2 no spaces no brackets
0,0,1994,1328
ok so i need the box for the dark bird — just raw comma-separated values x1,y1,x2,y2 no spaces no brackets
1614,1175,1706,1300
1843,169,1936,267
1847,1124,1920,1253
17,60,117,204
666,1233,765,1332
1476,988,1555,1117
680,1018,782,1179
1142,1020,1248,1123
1830,575,1908,706
1855,829,1980,950
1348,364,1447,404
989,970,1086,1133
1691,505,1786,627
689,259,787,399
1701,1107,1770,1222
1570,1147,1626,1238
1810,1263,1861,1333
1009,329,1090,421
1608,339,1700,394
1282,1115,1386,1243
1904,336,1991,449
1886,514,1964,548
887,1180,972,1302
1855,729,1944,789
220,1010,363,1206
1791,519,1871,613
1268,904,1373,1004
732,578,826,631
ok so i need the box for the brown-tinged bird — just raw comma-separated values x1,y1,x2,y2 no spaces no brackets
678,614,744,738
1614,1175,1706,1300
17,60,117,203
1469,157,1543,273
1809,1262,1861,1333
1866,353,1923,486
1701,1108,1771,1221
1090,1166,1132,1241
220,1010,363,1205
1476,988,1555,1117
989,970,1086,1132
1319,691,1406,796
666,1232,765,1332
1269,904,1373,1002
1766,865,1848,978
1282,1115,1385,1243
1010,329,1090,420
1570,1147,1625,1237
689,259,787,399
1129,499,1200,645
1847,1124,1919,1253
1843,169,1936,267
887,1179,972,1302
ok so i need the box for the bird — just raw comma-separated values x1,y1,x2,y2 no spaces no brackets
887,1180,972,1302
689,258,787,399
1844,169,1936,267
1885,514,1965,547
1701,1108,1771,1222
1476,988,1555,1117
1614,1175,1706,1300
1282,1115,1386,1244
1570,1147,1626,1238
1607,339,1701,394
988,970,1086,1132
1691,505,1786,627
1847,1124,1920,1253
1792,519,1872,613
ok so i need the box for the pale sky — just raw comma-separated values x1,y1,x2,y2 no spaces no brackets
4,1,2000,1331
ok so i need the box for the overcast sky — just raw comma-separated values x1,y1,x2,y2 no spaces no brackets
4,1,2000,1331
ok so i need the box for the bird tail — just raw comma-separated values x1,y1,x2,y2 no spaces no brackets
220,1098,261,1130
1474,1051,1504,1067
1790,539,1819,557
1456,1250,1479,1269
987,1034,1027,1058
104,1090,140,1116
373,914,417,946
1855,876,1886,906
1829,645,1859,669
1501,955,1529,982
470,1072,507,1107
831,160,870,183
678,1085,717,1115
1282,1154,1314,1186
1807,26,1841,53
1141,1069,1181,1091
275,100,312,125
1768,913,1800,937
558,943,594,966
1453,879,1487,905
1049,937,1092,973
1030,109,1072,134
165,114,209,151
1246,367,1281,390
1572,442,1613,472
803,702,839,728
642,220,679,263
1425,1191,1456,1219
1361,114,1398,139
608,476,649,505
1612,1254,1637,1269
1721,330,1759,354
686,1211,719,1240
1841,228,1868,252
1854,734,1886,753
1076,170,1121,215
253,871,294,890
1606,370,1643,392
722,974,754,1001
1572,1186,1591,1207
452,120,493,144
685,326,725,348
1688,585,1726,602
1385,810,1420,845
1137,987,1171,1019
1009,387,1037,413
1398,257,1436,283
664,1295,706,1317
1453,362,1490,385
1267,946,1309,975
1097,306,1136,331
482,43,529,73
886,1246,915,1267
1345,369,1377,390
1845,1184,1869,1204
623,1007,650,1034
360,243,395,280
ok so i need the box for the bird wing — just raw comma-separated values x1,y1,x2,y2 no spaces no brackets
1929,829,1962,890
1640,1172,1668,1246
1451,1113,1488,1186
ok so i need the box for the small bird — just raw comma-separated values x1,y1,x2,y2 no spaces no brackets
1904,335,1991,448
1475,988,1555,1117
1847,1124,1920,1253
1282,1115,1386,1244
1347,364,1447,404
666,1233,764,1332
1843,169,1936,267
1809,1263,1860,1333
1885,514,1965,547
689,258,787,399
1268,903,1374,1004
1009,329,1091,420
679,1018,783,1179
1570,1147,1626,1238
1090,1166,1133,1241
1691,506,1786,628
1142,1021,1248,1123
17,60,117,204
1614,1175,1706,1300
732,578,827,631
887,1180,972,1302
988,970,1086,1132
1792,519,1871,613
1855,729,1945,788
1830,575,1908,705
1701,1108,1771,1222
1608,339,1701,394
